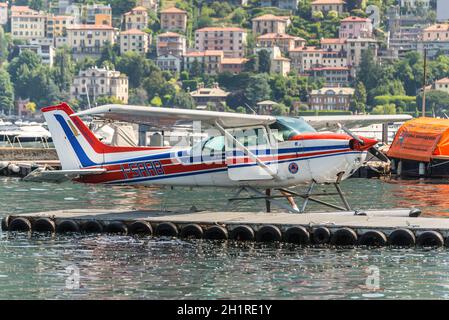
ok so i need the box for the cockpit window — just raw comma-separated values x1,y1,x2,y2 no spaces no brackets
270,117,316,142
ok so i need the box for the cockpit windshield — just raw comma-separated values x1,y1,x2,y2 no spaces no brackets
269,117,316,142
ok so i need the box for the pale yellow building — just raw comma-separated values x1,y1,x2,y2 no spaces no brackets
311,0,346,14
434,77,449,93
0,2,8,25
423,24,449,41
47,15,76,38
120,29,150,55
66,24,116,57
256,33,306,54
124,6,148,30
160,7,187,32
11,6,47,40
71,66,129,104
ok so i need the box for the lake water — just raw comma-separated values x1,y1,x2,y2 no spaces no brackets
1,177,449,299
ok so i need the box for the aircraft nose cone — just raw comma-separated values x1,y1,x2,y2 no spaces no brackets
350,136,378,151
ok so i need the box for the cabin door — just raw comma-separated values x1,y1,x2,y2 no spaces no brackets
225,126,278,181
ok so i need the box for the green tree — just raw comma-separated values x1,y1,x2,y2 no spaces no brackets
110,0,138,16
171,91,195,109
351,82,367,113
372,104,397,115
150,95,162,107
258,49,271,74
0,68,14,114
129,88,149,105
244,74,271,106
52,47,75,92
189,59,203,78
0,26,9,64
417,90,449,116
116,52,152,88
98,41,118,67
8,49,41,84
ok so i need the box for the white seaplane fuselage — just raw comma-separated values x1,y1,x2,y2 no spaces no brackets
42,104,376,188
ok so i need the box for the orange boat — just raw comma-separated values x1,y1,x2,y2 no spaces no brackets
387,117,449,177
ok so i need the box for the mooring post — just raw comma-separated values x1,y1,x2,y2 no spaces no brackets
419,162,425,176
138,124,149,146
382,123,388,144
397,160,402,176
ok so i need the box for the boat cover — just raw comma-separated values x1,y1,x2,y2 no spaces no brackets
387,117,449,162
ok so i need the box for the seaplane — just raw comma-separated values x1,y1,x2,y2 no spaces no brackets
33,102,411,213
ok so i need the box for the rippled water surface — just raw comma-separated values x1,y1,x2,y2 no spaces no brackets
2,177,449,299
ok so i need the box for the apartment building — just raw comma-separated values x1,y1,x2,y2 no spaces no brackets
309,87,355,111
18,40,55,65
194,27,247,58
160,7,187,32
346,37,378,67
339,16,373,39
311,0,346,14
124,6,148,31
423,23,449,41
71,66,129,104
156,32,186,57
11,6,47,41
309,66,351,86
156,54,182,73
252,14,291,35
320,38,347,51
433,77,449,94
184,50,224,75
120,29,150,55
47,15,76,38
256,33,306,54
221,57,248,74
66,24,116,58
82,3,112,25
0,2,7,25
289,46,325,73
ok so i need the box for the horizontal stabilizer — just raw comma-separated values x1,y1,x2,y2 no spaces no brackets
23,168,106,183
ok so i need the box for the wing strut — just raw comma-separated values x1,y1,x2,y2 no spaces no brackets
214,121,281,181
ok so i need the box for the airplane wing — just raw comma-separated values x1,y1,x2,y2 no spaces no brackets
23,168,106,183
73,105,276,129
301,115,413,131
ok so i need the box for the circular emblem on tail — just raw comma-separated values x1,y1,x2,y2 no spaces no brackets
288,162,299,174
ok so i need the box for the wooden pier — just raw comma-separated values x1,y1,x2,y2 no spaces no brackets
3,207,449,247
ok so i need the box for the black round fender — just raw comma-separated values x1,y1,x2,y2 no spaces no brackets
81,220,104,233
313,227,331,245
180,224,203,239
230,225,255,241
283,226,310,245
388,228,415,247
105,221,128,234
1,216,10,231
128,221,153,235
416,231,444,247
358,230,387,247
56,220,80,233
155,222,178,237
330,228,358,246
256,225,282,242
9,217,32,232
204,225,228,240
33,218,56,233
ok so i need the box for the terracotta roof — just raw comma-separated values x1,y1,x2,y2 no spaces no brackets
0,3,7,7
195,27,246,32
160,7,187,14
289,46,325,53
125,6,148,15
158,31,184,38
341,16,371,23
11,5,33,12
312,0,345,4
190,87,230,97
252,14,290,22
121,29,147,35
424,24,449,32
311,87,355,95
436,77,449,84
221,58,248,64
257,33,300,40
185,50,224,57
67,24,115,30
320,38,347,44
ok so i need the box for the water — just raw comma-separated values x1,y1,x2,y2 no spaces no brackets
2,177,449,299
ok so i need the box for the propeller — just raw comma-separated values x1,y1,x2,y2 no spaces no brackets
338,123,390,163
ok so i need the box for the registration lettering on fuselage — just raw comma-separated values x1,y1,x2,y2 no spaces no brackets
121,161,165,179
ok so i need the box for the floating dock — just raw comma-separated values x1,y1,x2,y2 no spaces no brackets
2,208,449,247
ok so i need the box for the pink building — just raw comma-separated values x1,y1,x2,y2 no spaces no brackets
160,7,187,32
194,27,247,58
156,32,186,57
339,16,373,39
